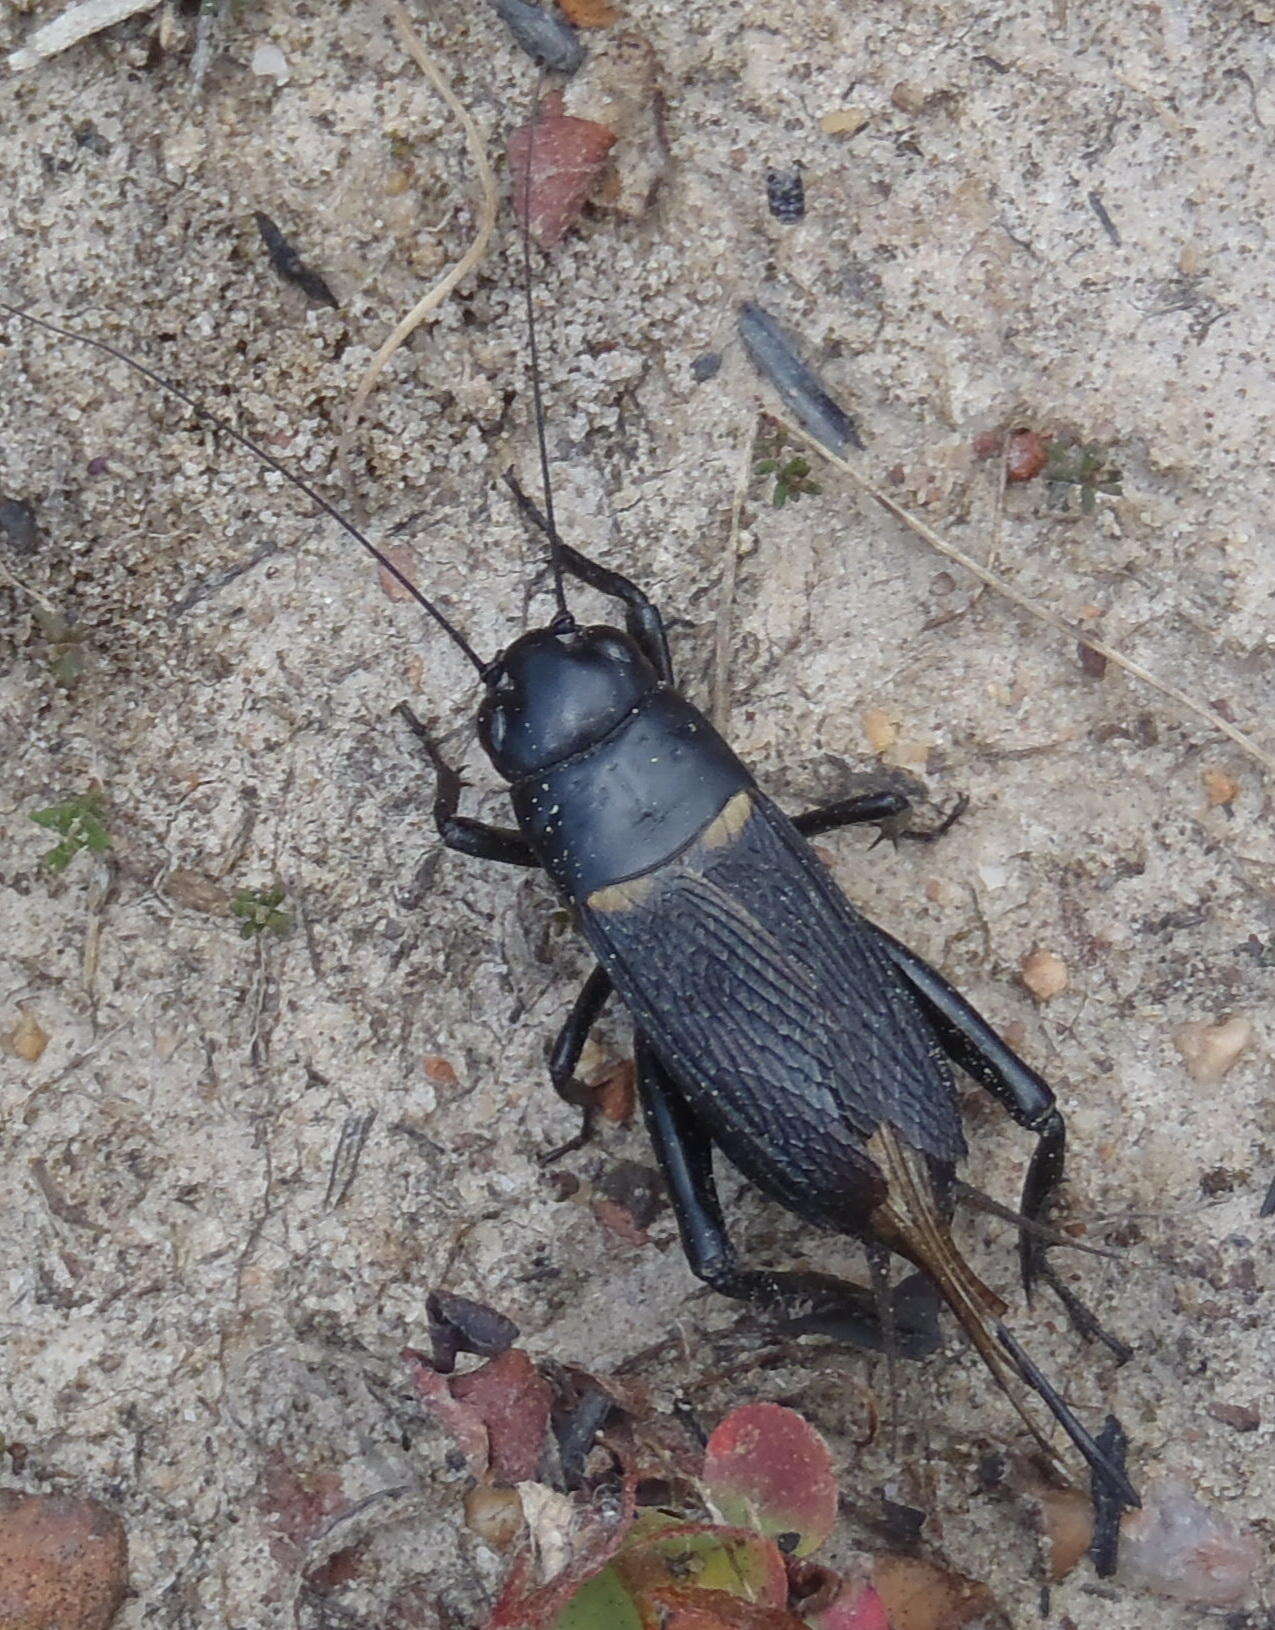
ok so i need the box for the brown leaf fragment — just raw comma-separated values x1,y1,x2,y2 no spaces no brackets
558,0,621,23
594,1057,637,1123
451,1349,555,1484
1035,1485,1095,1582
0,1491,128,1630
872,1553,1001,1630
509,91,618,248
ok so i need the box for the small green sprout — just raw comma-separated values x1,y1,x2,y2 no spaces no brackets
231,885,292,939
31,604,88,689
1045,439,1123,515
30,790,111,873
754,452,822,508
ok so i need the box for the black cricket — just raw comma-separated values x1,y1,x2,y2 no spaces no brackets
1,188,1136,1512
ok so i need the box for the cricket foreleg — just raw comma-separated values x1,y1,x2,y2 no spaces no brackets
395,703,540,867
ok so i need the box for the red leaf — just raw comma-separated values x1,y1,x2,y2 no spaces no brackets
810,1582,892,1630
452,1349,554,1484
703,1403,838,1557
509,92,618,248
402,1348,491,1474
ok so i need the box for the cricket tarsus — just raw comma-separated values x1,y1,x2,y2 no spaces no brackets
0,300,486,672
996,1325,1139,1508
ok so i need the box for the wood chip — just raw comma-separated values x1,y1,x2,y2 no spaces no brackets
7,0,160,71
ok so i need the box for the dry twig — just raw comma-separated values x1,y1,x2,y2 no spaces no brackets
779,417,1275,776
337,0,499,507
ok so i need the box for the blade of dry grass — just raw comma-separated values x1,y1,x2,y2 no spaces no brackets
778,417,1275,777
337,0,499,509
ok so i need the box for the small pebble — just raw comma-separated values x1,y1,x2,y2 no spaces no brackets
1201,767,1240,807
0,497,39,555
1020,948,1068,1001
862,708,899,754
690,352,722,383
464,1485,524,1551
819,108,870,136
249,39,290,82
1005,428,1048,482
1173,1015,1252,1085
0,1491,128,1630
423,1055,459,1088
5,1012,49,1063
1206,1401,1260,1433
1118,1480,1259,1606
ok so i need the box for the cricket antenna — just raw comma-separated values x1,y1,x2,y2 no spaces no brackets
0,300,489,675
519,82,572,625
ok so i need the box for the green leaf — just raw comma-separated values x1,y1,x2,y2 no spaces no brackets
553,1566,643,1630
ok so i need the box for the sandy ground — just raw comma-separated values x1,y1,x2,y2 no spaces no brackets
1,0,1273,1624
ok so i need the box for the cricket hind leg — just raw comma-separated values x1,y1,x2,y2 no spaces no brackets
879,929,1131,1362
634,1035,942,1358
395,703,541,866
503,472,674,683
542,965,614,1162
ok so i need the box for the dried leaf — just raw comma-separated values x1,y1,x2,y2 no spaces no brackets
451,1350,555,1484
427,1289,520,1374
509,92,619,248
0,1491,128,1630
702,1403,837,1558
871,1555,998,1630
810,1583,892,1630
557,0,621,24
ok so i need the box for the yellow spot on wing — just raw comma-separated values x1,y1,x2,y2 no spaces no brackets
699,789,753,850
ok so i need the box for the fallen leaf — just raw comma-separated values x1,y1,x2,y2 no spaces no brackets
810,1582,892,1630
485,1475,638,1629
702,1403,837,1558
451,1349,555,1483
872,1554,997,1630
1034,1485,1094,1582
466,1486,526,1552
509,91,618,248
557,0,621,23
0,1492,128,1630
